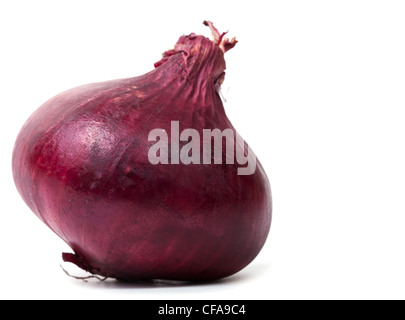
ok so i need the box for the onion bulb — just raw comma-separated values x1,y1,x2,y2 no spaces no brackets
12,21,272,281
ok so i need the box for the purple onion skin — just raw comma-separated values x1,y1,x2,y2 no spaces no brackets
12,27,272,281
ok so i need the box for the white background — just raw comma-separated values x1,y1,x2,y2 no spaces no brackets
1,0,405,300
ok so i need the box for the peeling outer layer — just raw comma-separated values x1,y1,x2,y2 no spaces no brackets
62,253,107,278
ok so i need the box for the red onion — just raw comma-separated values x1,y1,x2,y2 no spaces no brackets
12,21,272,281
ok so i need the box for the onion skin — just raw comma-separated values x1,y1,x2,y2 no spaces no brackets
12,23,272,281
